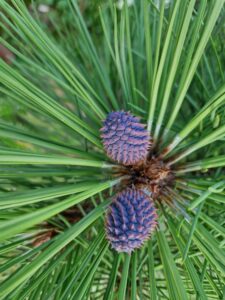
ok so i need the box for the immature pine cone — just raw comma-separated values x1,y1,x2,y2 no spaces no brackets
106,187,157,253
100,111,150,165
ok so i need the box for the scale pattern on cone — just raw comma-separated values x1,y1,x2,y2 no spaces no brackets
106,187,157,253
101,111,150,165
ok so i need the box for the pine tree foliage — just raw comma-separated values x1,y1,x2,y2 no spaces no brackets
0,0,225,299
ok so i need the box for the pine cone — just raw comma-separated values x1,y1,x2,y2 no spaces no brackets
105,187,157,253
101,111,151,165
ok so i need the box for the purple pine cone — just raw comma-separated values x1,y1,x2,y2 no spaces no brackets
106,187,157,253
100,111,150,165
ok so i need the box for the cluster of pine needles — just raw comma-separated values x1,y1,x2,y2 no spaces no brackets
0,0,225,299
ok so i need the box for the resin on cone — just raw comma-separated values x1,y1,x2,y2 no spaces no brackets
106,187,157,253
101,111,151,165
